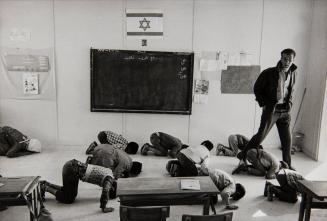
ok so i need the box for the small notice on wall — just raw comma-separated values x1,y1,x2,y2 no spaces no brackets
193,80,209,104
23,73,39,94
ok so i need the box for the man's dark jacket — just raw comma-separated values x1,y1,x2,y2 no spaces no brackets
254,61,297,109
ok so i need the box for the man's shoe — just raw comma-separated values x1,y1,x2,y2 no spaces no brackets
86,141,97,155
264,181,272,197
289,165,296,171
141,143,150,156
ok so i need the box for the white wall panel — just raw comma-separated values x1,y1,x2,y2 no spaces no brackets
54,0,125,144
191,0,262,146
0,0,57,148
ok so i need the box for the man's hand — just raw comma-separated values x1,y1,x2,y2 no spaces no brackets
263,105,275,112
102,207,114,213
265,174,276,180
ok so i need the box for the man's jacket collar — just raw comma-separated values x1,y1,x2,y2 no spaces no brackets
276,61,297,73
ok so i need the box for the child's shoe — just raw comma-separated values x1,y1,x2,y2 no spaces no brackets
267,186,274,201
86,141,97,154
264,181,272,197
232,162,248,175
141,143,150,155
39,180,48,202
216,143,226,156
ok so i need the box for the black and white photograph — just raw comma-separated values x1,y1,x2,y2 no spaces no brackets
0,1,327,221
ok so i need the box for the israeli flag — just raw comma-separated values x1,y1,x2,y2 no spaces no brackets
126,9,163,39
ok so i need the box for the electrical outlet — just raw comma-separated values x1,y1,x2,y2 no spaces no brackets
142,39,147,46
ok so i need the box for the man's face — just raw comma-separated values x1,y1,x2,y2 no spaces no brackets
280,53,295,71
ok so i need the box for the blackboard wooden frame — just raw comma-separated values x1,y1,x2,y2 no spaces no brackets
90,48,194,115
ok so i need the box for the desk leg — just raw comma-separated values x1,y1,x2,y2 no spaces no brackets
298,193,306,221
210,201,216,215
304,196,312,221
29,187,39,221
30,189,36,221
203,198,210,215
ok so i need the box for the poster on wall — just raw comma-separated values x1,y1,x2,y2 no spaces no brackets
221,65,260,94
193,79,209,104
23,73,39,94
0,47,56,100
4,54,49,72
126,9,163,39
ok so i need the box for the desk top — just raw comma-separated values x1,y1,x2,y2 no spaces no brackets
117,176,218,197
0,176,40,196
298,180,327,200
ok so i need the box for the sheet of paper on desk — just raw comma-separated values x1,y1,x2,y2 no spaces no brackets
181,179,200,190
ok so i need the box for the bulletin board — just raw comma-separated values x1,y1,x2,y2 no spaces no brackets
221,65,260,94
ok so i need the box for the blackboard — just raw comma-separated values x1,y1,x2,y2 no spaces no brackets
90,49,194,114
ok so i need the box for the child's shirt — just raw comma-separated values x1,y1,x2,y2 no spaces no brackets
180,144,210,174
247,149,279,177
105,131,129,150
90,144,133,179
81,164,114,186
278,169,304,191
208,169,236,205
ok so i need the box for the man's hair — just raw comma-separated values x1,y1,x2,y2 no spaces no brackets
232,183,246,201
201,140,214,151
125,142,139,154
130,161,142,175
281,48,296,57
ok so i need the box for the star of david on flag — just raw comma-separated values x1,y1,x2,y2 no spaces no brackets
126,9,163,39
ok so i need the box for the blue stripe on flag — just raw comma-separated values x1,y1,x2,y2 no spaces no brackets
126,13,163,17
127,32,163,36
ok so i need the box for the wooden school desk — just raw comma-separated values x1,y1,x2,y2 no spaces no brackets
117,176,219,215
0,176,41,221
298,180,327,221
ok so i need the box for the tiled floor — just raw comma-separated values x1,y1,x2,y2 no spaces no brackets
0,146,327,221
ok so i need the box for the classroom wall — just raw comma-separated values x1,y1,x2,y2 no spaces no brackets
307,0,327,161
0,0,323,160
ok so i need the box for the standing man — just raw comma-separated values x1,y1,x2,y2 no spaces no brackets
238,49,297,169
